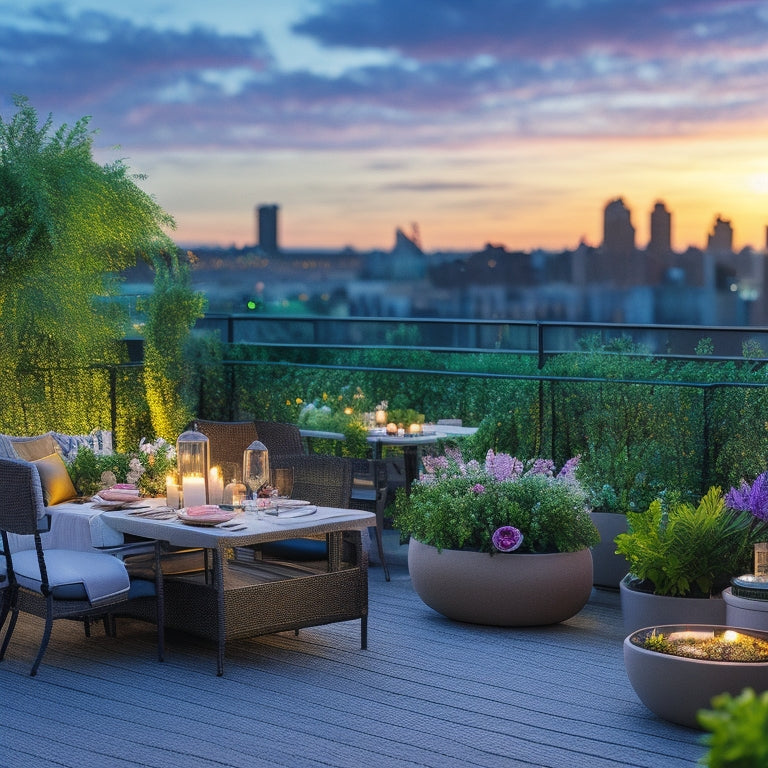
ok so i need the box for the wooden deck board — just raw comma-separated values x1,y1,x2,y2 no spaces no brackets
0,562,706,768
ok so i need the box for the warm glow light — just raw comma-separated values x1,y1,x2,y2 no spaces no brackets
136,133,768,254
722,630,741,643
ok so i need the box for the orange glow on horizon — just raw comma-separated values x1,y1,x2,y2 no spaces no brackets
130,126,768,255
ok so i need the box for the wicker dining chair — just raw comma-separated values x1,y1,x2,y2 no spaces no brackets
0,456,164,676
253,420,305,459
259,454,353,562
192,419,260,480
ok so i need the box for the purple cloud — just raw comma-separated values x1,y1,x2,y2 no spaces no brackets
3,1,768,152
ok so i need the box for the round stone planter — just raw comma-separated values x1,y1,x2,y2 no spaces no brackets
624,624,768,729
407,538,593,626
589,511,629,589
724,588,768,632
620,575,727,635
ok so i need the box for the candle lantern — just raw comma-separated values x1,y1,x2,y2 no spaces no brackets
176,427,210,506
756,543,768,577
243,440,270,498
375,409,388,426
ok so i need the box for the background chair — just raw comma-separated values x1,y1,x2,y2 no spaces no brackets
192,419,259,481
258,454,353,562
349,458,390,581
253,420,304,459
0,456,163,676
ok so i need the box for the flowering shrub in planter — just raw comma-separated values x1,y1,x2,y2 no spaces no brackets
394,449,599,554
67,437,176,497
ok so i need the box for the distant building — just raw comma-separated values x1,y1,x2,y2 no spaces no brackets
707,215,733,254
648,201,671,255
647,201,672,284
256,204,279,253
602,198,635,259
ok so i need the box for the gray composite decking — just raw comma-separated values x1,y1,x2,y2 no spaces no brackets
0,542,706,768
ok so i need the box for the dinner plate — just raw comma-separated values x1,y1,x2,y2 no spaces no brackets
264,498,311,509
177,509,237,526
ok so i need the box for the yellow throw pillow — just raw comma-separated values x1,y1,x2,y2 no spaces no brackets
32,453,78,506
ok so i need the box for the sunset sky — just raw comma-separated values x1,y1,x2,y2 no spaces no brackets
4,0,768,253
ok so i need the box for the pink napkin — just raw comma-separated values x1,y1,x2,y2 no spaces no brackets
99,488,141,502
184,505,224,517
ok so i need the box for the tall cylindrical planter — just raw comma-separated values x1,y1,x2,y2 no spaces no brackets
408,538,593,626
589,511,629,589
723,588,768,632
620,575,727,635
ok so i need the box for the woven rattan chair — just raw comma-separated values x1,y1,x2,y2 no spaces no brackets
253,420,305,459
0,456,164,676
259,454,353,562
192,419,260,480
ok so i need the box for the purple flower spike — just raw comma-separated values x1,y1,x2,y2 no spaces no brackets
492,526,524,553
471,483,485,494
726,471,768,521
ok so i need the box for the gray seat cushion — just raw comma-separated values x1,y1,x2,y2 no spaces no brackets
10,549,130,605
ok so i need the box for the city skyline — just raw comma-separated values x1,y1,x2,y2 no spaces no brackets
4,1,768,252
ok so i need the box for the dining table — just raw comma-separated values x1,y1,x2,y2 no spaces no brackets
47,499,374,675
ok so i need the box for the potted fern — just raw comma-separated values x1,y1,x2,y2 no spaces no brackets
615,487,767,634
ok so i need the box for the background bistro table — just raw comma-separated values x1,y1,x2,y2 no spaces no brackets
50,502,373,675
366,424,478,493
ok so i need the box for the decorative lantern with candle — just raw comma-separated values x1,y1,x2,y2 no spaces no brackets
243,440,270,499
208,466,224,505
176,428,210,507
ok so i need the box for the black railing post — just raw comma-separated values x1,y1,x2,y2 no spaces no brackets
702,385,711,494
109,366,118,452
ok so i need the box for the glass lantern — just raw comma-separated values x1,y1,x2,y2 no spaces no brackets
176,428,210,507
243,440,270,498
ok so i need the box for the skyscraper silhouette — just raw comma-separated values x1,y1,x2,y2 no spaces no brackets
256,204,279,253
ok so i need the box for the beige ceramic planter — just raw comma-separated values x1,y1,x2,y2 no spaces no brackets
589,511,629,589
624,624,768,729
407,538,593,626
723,588,768,632
620,575,726,635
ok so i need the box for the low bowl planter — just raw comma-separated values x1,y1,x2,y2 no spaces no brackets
408,538,593,626
623,624,768,729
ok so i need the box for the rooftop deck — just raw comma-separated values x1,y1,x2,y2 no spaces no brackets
1,536,706,768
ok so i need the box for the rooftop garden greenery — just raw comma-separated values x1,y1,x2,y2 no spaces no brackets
3,100,768,508
0,97,204,443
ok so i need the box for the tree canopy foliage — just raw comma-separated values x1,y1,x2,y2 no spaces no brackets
0,96,202,438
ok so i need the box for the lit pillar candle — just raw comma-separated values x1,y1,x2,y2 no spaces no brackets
182,474,206,507
165,475,181,509
208,466,224,505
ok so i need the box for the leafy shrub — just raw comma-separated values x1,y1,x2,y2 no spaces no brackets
698,688,768,767
615,488,758,597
